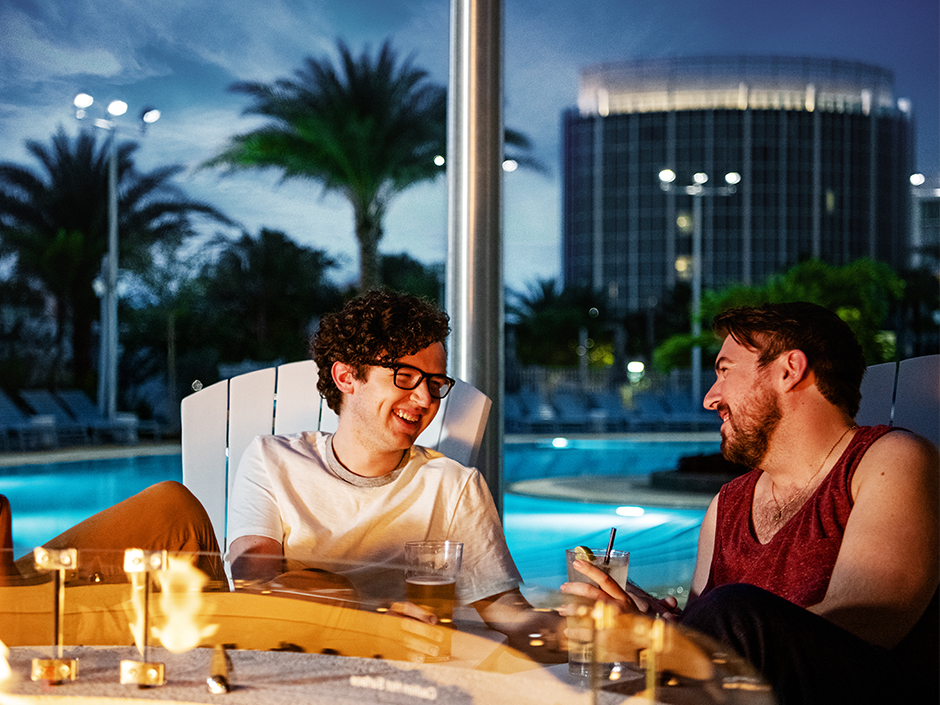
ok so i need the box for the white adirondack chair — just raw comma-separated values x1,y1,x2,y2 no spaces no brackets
181,360,492,553
856,354,939,448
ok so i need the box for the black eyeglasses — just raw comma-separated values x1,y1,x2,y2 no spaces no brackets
367,361,456,399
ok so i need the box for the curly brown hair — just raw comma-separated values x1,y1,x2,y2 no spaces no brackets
311,289,451,413
712,301,866,417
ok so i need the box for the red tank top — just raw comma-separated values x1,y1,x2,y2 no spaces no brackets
702,425,894,607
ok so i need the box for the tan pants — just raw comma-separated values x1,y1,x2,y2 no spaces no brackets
6,481,226,589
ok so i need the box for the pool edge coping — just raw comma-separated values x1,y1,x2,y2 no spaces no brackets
0,442,182,467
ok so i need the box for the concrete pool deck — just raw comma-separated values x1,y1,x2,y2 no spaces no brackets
0,441,183,467
507,475,713,509
0,440,716,509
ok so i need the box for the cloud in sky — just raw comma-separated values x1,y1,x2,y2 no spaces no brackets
3,12,122,79
1,0,936,292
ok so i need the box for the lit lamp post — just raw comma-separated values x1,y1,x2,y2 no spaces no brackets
74,94,160,421
658,169,741,409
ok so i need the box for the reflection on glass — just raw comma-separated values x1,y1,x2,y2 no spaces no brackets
0,547,775,703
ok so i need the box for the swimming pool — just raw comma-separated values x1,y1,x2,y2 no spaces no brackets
1,437,718,593
1,453,176,557
504,435,721,482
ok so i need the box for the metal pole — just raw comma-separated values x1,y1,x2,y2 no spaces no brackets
106,132,119,421
96,257,108,413
691,192,703,410
447,0,504,512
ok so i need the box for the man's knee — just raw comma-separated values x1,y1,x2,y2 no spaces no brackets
686,583,776,617
140,481,208,523
681,584,787,669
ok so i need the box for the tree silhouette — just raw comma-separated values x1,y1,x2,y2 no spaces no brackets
0,127,231,389
380,252,443,304
205,39,539,291
508,279,609,367
653,259,905,372
195,229,342,362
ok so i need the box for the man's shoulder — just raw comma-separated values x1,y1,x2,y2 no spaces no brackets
249,430,325,463
411,444,478,476
854,426,939,493
858,426,939,469
412,445,480,483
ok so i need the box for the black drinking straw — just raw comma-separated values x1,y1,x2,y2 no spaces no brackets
603,527,617,564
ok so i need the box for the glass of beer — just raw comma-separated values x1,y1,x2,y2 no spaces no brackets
565,546,631,680
404,540,463,661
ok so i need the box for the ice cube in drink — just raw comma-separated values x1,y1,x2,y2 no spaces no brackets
566,547,629,589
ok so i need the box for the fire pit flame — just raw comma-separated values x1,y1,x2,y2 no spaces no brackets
153,554,217,653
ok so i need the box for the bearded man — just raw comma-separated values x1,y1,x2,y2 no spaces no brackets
565,302,938,705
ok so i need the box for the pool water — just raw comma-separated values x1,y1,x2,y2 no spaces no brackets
2,438,717,593
504,436,721,483
1,454,178,557
504,494,704,594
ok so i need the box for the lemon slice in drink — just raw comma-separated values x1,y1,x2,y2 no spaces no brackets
573,546,595,562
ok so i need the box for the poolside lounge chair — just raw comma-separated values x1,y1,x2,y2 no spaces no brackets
0,390,56,450
516,390,559,434
658,391,722,432
589,390,632,432
18,390,89,446
630,392,674,430
552,388,605,432
181,359,492,553
55,389,146,444
503,392,529,433
855,359,896,428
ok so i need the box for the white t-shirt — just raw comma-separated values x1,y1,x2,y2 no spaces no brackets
227,432,522,604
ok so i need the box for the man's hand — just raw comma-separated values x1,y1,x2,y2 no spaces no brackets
384,601,450,662
387,600,438,624
561,559,682,621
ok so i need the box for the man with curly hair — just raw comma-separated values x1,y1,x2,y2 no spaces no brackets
226,290,558,653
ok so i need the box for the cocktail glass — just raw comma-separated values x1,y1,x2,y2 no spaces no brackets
565,547,630,680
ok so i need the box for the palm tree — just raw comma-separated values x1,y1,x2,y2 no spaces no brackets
120,230,341,424
196,228,342,361
380,252,444,304
205,39,539,291
508,279,608,367
0,127,232,389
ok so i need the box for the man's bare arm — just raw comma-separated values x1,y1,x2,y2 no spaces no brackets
471,588,566,662
228,535,284,583
688,494,719,605
811,431,939,648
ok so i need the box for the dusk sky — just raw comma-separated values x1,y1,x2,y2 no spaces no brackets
2,0,937,292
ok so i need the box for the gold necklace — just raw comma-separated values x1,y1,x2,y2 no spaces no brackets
771,424,857,524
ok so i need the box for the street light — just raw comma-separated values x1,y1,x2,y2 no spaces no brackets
659,169,741,409
74,93,159,421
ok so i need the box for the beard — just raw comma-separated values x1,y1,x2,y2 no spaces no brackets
718,380,782,468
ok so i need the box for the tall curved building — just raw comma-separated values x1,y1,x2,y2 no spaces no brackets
562,56,914,316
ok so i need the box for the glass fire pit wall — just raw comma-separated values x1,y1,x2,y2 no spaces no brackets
0,546,774,704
